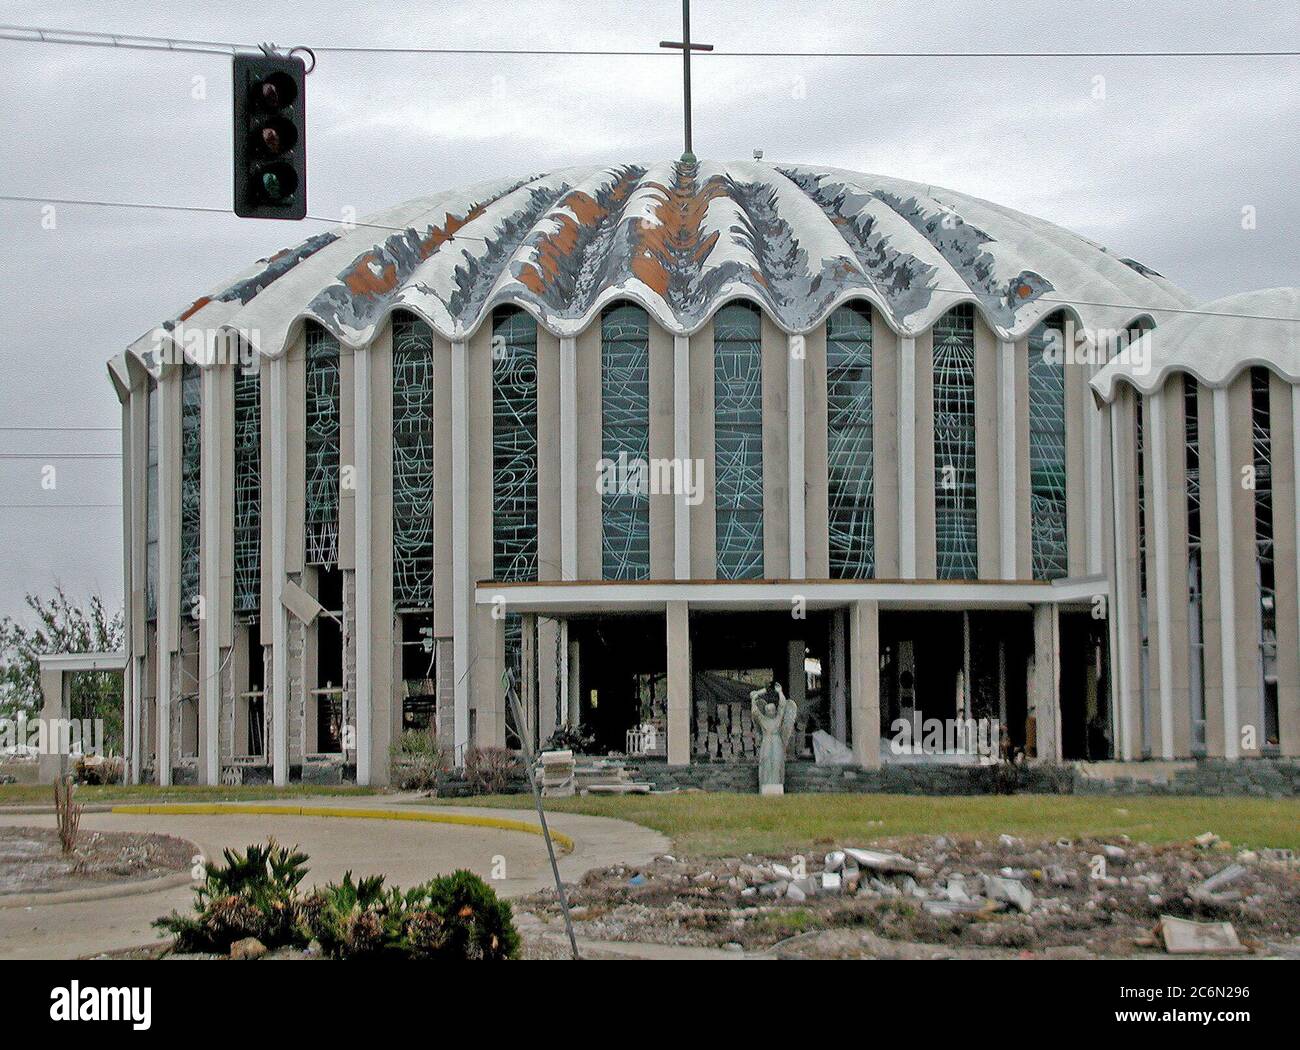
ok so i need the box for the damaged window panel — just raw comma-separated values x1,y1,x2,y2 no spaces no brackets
392,312,436,609
305,325,341,569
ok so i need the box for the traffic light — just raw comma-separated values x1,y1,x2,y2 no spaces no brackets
232,53,306,219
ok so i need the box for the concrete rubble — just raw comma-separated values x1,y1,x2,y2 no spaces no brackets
520,831,1300,958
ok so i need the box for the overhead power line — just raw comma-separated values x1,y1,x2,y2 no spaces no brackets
1,24,1296,59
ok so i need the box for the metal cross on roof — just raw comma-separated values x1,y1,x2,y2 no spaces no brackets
659,0,714,161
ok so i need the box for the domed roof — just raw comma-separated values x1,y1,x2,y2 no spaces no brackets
128,159,1196,367
1092,287,1300,402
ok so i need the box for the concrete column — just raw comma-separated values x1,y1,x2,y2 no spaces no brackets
997,339,1017,578
1147,391,1176,758
37,668,69,783
828,607,847,742
897,337,917,578
566,628,580,728
559,336,578,581
666,601,691,764
538,617,560,743
1108,400,1138,759
1288,385,1300,755
269,354,290,785
673,334,692,579
849,600,880,768
1211,387,1240,757
788,333,806,578
451,339,471,758
1031,603,1061,761
786,637,806,712
353,346,373,784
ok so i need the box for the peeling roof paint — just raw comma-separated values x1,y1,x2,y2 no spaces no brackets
1092,287,1300,402
125,160,1198,370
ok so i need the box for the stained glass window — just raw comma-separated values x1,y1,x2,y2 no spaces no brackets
933,305,977,580
1183,376,1206,750
233,360,261,617
826,301,874,578
179,361,202,616
393,313,435,609
1027,313,1068,579
492,307,538,582
146,382,159,621
601,303,651,580
714,302,764,579
1250,367,1279,747
305,325,341,568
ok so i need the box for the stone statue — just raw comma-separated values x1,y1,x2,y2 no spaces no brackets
750,681,798,796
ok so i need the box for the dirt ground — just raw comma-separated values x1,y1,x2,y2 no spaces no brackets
0,826,194,896
519,833,1300,958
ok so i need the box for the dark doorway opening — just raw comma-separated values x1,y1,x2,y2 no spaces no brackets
573,613,667,755
1059,610,1113,760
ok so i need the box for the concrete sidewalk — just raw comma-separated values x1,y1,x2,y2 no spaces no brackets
0,795,668,960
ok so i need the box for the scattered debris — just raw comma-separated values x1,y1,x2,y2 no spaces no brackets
985,875,1034,913
1157,916,1247,955
519,834,1300,958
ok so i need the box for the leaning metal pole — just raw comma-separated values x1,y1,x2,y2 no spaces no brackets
503,666,580,959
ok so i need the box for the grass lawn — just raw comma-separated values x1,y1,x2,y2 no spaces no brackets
433,792,1300,856
0,784,383,807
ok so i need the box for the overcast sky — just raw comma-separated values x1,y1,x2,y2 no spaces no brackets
0,0,1297,625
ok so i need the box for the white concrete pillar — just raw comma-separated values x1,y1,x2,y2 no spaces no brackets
269,354,290,785
1212,387,1240,758
1147,392,1176,758
788,333,806,578
1294,386,1300,716
353,347,373,784
849,600,880,768
897,337,917,578
666,601,691,763
673,334,692,579
450,339,471,759
1031,603,1061,762
1108,405,1134,760
997,339,1017,578
559,336,578,581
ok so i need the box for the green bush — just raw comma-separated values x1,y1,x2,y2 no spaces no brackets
305,868,520,960
153,840,311,953
155,840,520,960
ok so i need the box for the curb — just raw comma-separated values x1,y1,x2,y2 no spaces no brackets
108,804,575,853
0,864,198,910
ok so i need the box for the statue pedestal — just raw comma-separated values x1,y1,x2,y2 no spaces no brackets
760,784,784,796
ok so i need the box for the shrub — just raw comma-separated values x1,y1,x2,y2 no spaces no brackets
305,869,520,960
74,754,124,785
389,728,450,791
155,841,521,960
154,840,311,953
464,745,520,795
53,777,80,854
